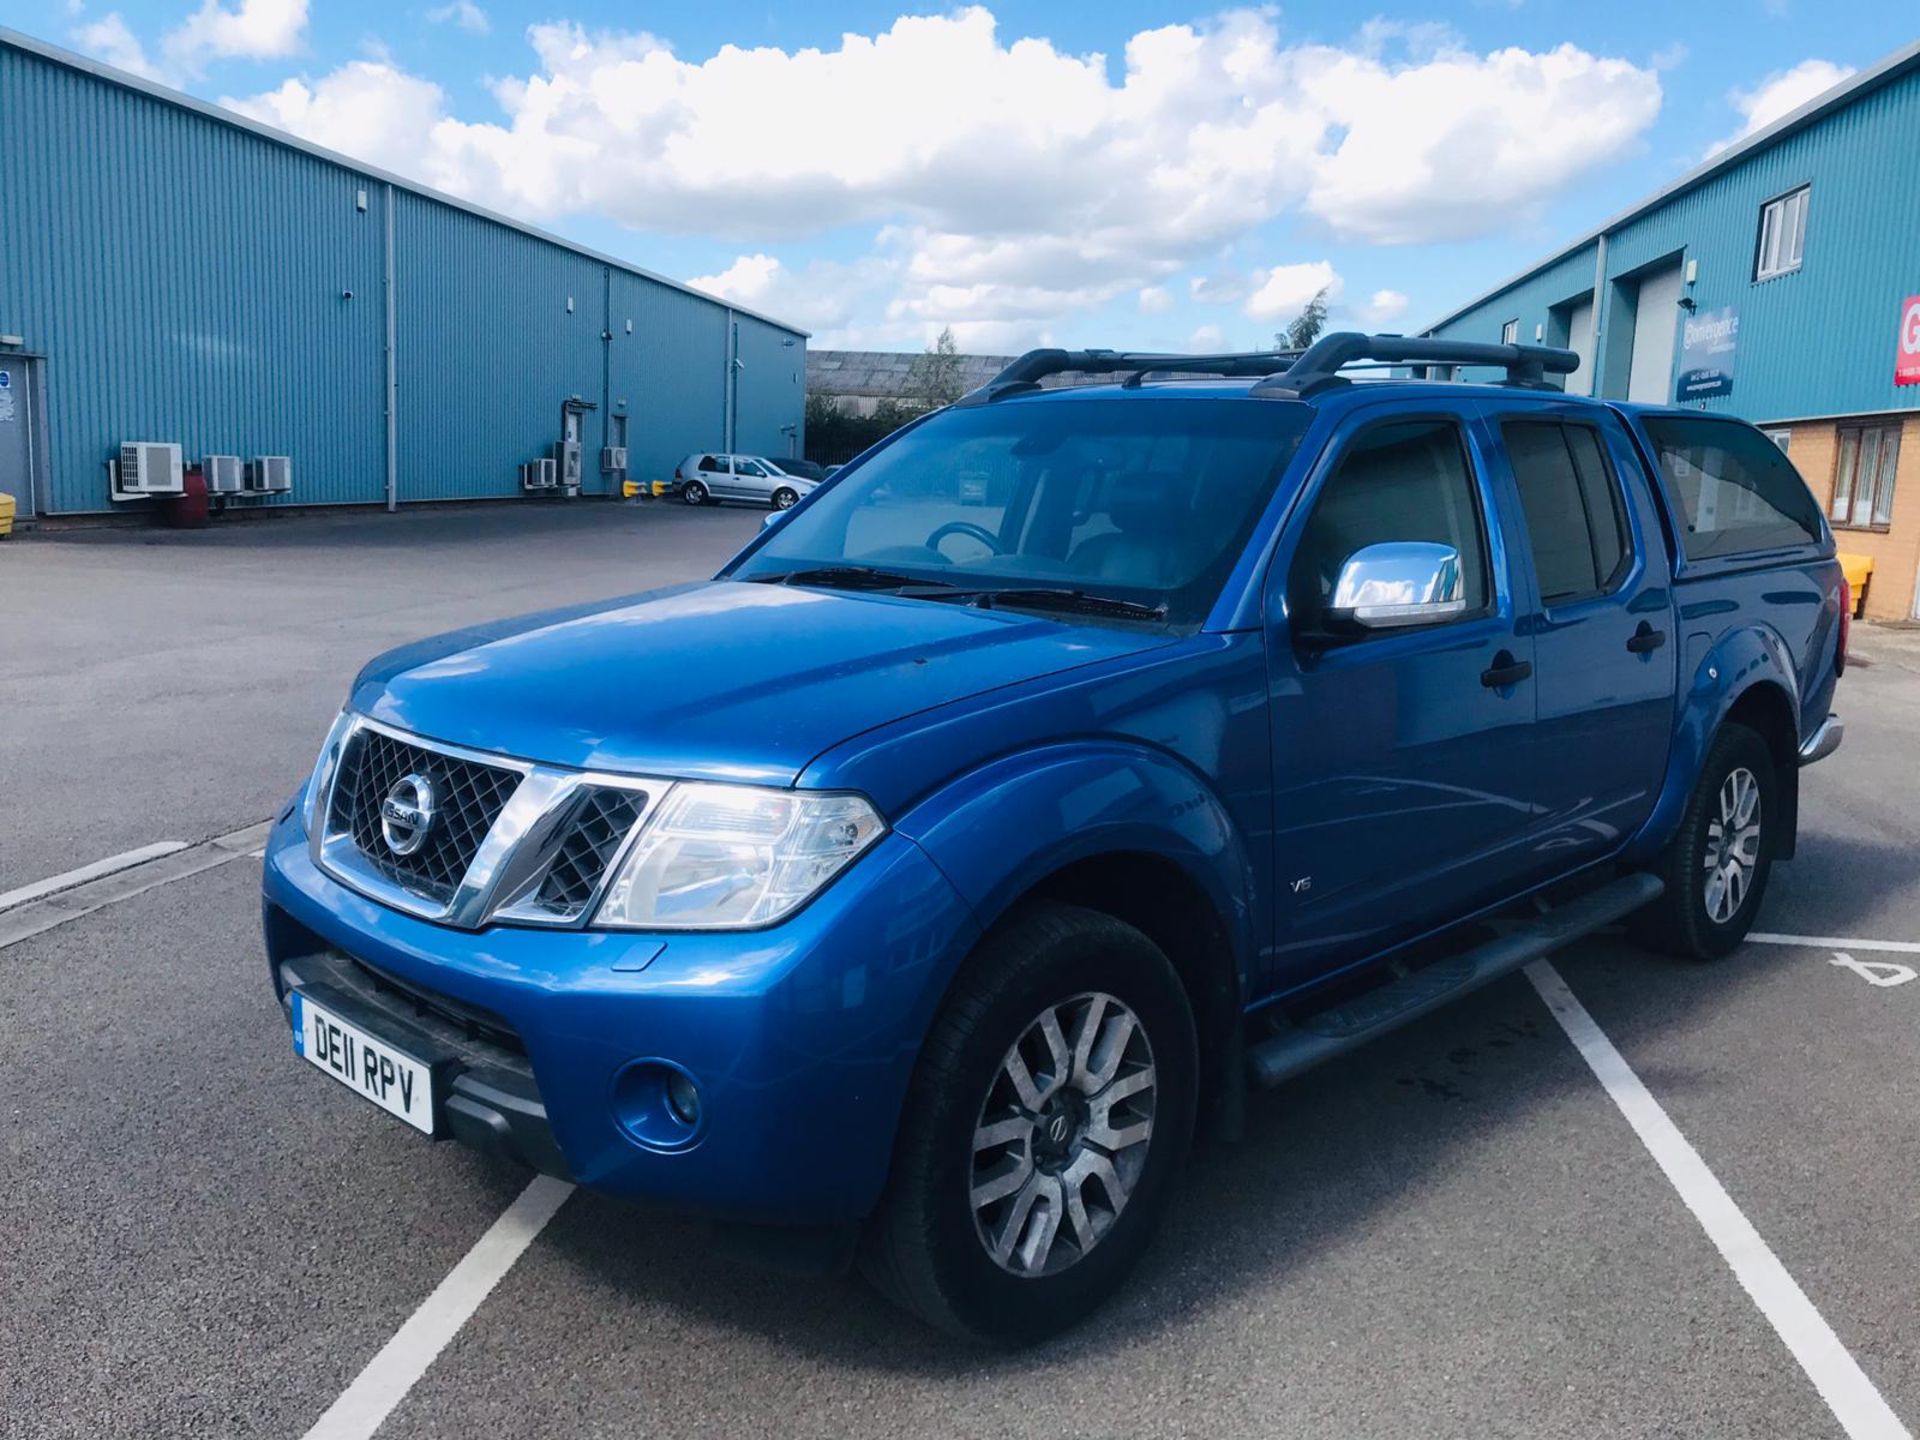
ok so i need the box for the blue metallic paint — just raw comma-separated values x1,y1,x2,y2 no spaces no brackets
266,810,979,1224
263,377,1844,1226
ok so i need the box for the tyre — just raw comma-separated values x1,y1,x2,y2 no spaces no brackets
771,487,799,510
861,901,1197,1345
1635,722,1777,960
681,479,708,506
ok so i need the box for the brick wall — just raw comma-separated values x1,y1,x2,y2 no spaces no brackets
1765,414,1920,622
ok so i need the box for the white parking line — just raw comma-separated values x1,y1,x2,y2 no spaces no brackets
1750,932,1920,955
1527,960,1912,1440
0,823,272,951
0,841,189,913
302,1175,575,1440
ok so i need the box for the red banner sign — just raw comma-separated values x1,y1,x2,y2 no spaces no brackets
1898,294,1920,387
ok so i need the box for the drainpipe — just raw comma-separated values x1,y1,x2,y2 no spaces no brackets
721,307,733,453
383,182,398,512
1588,232,1608,399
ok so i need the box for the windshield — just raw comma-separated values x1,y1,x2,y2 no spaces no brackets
732,397,1311,625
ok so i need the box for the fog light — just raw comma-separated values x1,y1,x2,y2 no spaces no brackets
612,1059,707,1151
666,1070,701,1127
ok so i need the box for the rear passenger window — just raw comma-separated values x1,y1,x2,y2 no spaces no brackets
1502,421,1630,604
1640,416,1824,560
1289,419,1489,633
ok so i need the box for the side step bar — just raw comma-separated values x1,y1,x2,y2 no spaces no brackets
1247,872,1665,1088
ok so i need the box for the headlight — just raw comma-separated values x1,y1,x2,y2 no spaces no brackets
300,710,355,836
594,782,885,930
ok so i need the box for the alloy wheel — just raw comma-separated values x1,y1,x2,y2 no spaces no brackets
1703,765,1763,924
969,991,1156,1279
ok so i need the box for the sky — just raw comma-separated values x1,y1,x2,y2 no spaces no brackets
5,0,1916,353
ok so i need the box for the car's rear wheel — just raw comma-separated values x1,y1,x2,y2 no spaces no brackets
1635,722,1776,959
682,479,708,506
772,487,799,510
861,901,1196,1345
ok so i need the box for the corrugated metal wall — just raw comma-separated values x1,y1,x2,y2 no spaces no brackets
733,313,807,463
610,274,729,488
1429,61,1920,423
0,37,805,514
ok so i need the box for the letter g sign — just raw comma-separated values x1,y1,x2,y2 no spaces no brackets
1898,295,1920,387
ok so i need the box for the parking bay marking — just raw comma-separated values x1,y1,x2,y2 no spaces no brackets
302,1175,575,1440
1751,932,1920,956
0,823,271,950
1527,959,1912,1440
0,840,189,913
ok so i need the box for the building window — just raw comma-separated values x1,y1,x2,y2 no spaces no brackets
1755,186,1809,281
1500,319,1519,345
1762,428,1791,452
1831,423,1901,530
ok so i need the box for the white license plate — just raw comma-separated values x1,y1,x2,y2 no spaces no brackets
291,991,436,1135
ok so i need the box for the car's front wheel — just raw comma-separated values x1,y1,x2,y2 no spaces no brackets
861,901,1196,1345
682,479,708,506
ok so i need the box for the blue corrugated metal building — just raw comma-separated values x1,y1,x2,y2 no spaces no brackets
0,27,806,520
1423,40,1920,620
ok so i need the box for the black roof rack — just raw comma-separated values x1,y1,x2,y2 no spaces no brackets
954,348,1306,405
1252,332,1579,397
958,332,1580,405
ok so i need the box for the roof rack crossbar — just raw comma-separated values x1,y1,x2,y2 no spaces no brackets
956,348,1306,404
954,333,1583,406
1256,332,1580,397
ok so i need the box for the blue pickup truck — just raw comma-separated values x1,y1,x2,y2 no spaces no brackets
264,334,1847,1344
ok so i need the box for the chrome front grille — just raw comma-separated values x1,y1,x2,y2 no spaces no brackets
528,787,649,919
331,729,522,903
313,717,657,929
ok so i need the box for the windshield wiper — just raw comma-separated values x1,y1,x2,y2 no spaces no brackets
744,565,959,592
918,586,1169,622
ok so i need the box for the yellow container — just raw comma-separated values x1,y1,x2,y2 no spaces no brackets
1837,551,1873,614
0,491,15,539
652,479,669,498
621,479,641,499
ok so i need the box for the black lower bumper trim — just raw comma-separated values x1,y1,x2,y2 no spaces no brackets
278,948,572,1182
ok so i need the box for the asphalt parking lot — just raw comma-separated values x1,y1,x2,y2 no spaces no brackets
3,503,1917,1439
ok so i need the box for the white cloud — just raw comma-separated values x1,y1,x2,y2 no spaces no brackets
688,253,782,304
165,0,308,71
1137,285,1173,314
1707,58,1853,156
1362,288,1410,324
1244,261,1341,323
1188,324,1228,352
426,0,489,36
69,13,160,78
226,62,450,175
1189,273,1250,305
72,0,307,80
218,8,1661,344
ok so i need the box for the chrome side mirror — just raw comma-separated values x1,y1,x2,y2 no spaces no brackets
1326,541,1466,630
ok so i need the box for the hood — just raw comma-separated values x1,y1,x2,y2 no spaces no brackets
352,580,1173,785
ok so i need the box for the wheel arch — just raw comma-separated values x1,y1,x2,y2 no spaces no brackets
1626,623,1803,865
893,741,1258,1138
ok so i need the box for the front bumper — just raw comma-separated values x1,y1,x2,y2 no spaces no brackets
262,807,980,1226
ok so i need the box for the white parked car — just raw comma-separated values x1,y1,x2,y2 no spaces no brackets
673,453,819,510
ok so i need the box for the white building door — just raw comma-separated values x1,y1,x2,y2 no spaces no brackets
1564,299,1595,396
1627,264,1684,403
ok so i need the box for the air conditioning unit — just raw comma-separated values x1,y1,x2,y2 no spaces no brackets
600,446,628,473
203,455,244,494
521,458,558,490
113,442,184,500
245,456,292,494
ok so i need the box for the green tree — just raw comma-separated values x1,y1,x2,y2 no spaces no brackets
1279,286,1330,351
906,326,965,410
